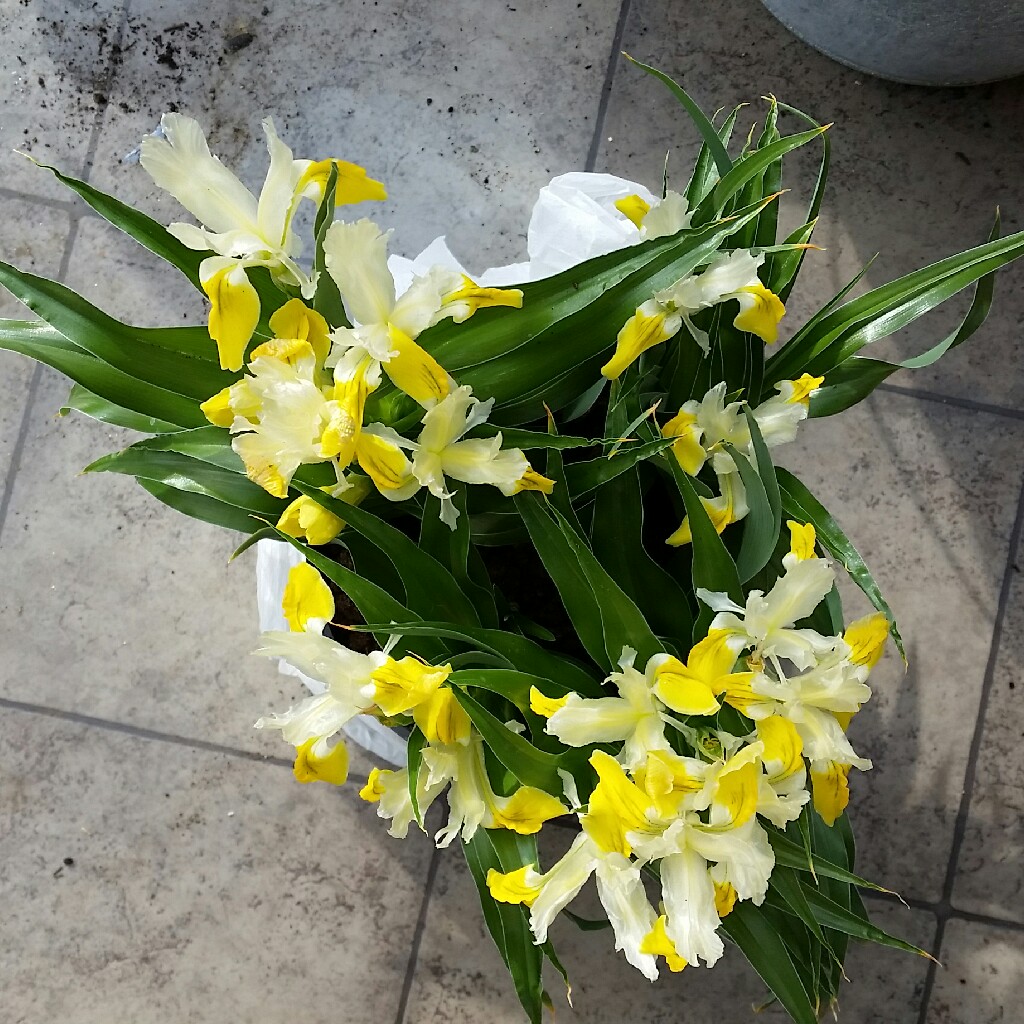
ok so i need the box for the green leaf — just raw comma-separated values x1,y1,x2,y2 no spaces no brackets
564,437,676,499
61,382,182,433
136,477,264,533
721,902,818,1024
590,468,693,645
809,212,1002,417
767,222,1024,387
453,689,564,793
312,163,349,328
293,480,482,627
0,319,205,428
767,829,892,892
686,104,743,207
0,262,233,401
31,158,205,287
87,446,285,516
675,470,743,607
516,493,662,670
420,489,500,629
800,885,932,958
693,124,828,227
407,728,426,825
777,468,904,660
623,55,732,178
126,425,246,471
463,830,545,1024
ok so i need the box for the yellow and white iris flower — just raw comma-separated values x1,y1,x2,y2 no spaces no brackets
323,218,523,408
662,375,823,546
253,562,385,786
601,250,786,380
141,113,386,370
356,384,553,527
697,524,840,672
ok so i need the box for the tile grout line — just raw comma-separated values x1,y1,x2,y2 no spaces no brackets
0,695,296,770
876,381,1024,422
915,470,1024,1024
0,186,94,216
0,0,131,544
393,844,443,1024
582,0,632,173
861,888,1024,934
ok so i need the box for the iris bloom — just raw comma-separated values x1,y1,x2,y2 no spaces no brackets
601,251,785,380
323,218,523,408
662,375,823,546
141,113,385,369
356,385,553,527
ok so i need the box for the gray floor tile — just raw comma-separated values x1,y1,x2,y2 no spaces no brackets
86,0,621,272
403,834,934,1023
925,919,1024,1024
601,0,1024,411
0,706,431,1024
0,1,125,202
0,195,72,489
774,393,1024,902
953,531,1024,922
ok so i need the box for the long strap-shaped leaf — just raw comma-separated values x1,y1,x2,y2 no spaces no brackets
516,492,662,671
463,830,546,1024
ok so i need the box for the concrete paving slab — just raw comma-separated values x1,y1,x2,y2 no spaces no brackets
86,0,622,272
776,393,1024,902
0,0,125,201
953,530,1024,923
0,705,431,1024
926,919,1024,1023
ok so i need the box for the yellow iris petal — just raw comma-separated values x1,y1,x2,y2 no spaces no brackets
714,753,760,828
787,372,825,406
582,750,653,856
640,915,688,972
295,158,388,206
653,656,721,716
756,715,804,779
601,308,677,380
355,432,415,493
512,467,555,495
412,687,472,745
443,275,524,321
844,612,889,669
200,386,235,428
268,299,332,365
487,865,542,906
661,409,705,476
614,193,652,229
732,282,785,344
372,657,452,716
718,671,758,715
384,325,451,406
491,787,567,835
634,749,702,818
713,880,738,918
666,493,736,547
529,686,569,719
202,264,260,371
811,762,851,826
249,337,316,366
293,737,349,786
359,766,388,803
322,371,371,466
277,494,345,546
281,561,335,632
787,519,817,561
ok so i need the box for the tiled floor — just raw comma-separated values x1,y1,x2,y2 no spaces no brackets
1,1,1023,1022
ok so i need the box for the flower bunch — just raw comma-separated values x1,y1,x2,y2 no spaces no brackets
4,61,1022,1023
